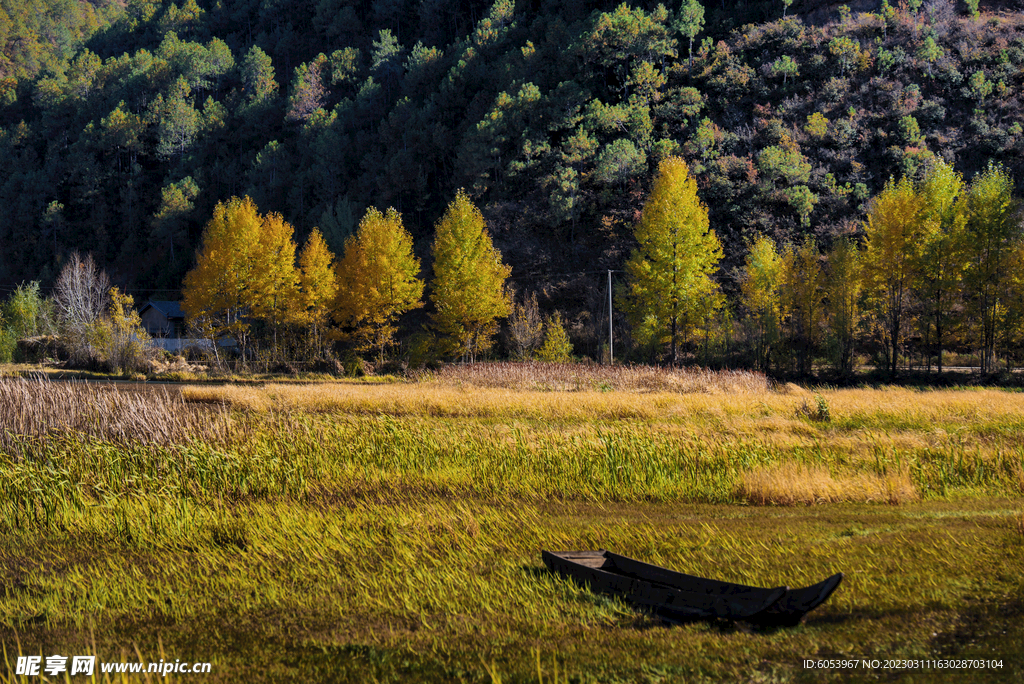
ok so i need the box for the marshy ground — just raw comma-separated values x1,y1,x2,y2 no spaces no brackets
1,365,1022,682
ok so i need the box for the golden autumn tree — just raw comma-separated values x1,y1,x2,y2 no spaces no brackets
740,235,784,371
182,196,303,360
182,196,263,355
863,176,927,376
621,156,722,362
297,228,338,358
429,190,512,361
334,207,424,362
916,160,967,373
251,210,300,355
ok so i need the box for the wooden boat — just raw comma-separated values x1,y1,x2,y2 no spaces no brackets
542,549,843,627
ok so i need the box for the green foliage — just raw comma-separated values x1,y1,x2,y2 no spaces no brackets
674,0,705,68
1,0,1024,374
2,281,44,338
828,36,859,77
757,146,811,187
741,236,783,371
241,46,278,105
536,311,574,363
804,112,828,139
622,157,722,361
898,115,923,146
430,190,511,361
770,55,799,86
594,138,647,187
962,164,1021,372
966,70,993,102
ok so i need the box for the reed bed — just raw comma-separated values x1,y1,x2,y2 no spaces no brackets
0,378,228,454
416,361,771,393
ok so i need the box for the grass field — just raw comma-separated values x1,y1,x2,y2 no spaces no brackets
1,367,1022,682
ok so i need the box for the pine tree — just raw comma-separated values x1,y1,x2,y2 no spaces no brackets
334,207,424,362
621,156,722,362
430,190,511,361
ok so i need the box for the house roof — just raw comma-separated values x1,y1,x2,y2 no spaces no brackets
140,300,185,319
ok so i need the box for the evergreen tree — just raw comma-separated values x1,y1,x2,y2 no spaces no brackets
621,156,722,362
430,190,511,361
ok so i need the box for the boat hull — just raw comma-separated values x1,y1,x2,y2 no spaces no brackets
542,549,842,627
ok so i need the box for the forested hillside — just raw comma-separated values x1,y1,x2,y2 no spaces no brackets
2,0,1023,338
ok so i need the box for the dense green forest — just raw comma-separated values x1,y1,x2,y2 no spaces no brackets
2,0,1024,364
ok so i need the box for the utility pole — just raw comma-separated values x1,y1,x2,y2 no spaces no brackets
608,269,613,364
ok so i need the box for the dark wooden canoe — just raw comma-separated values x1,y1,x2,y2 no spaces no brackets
542,549,843,627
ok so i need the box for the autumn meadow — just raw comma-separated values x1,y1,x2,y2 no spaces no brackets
0,367,1021,683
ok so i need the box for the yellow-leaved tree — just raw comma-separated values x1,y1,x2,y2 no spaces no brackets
429,190,511,361
297,228,337,359
962,164,1021,373
916,160,967,373
863,176,927,376
182,196,263,356
334,207,424,362
182,196,303,361
252,210,300,355
740,235,783,371
621,156,722,362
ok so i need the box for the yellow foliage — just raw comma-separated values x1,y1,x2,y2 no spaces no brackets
297,228,338,355
334,207,424,361
623,156,722,360
430,190,511,360
182,196,302,353
182,196,263,348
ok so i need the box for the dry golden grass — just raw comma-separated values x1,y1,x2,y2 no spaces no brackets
416,362,771,393
0,377,226,451
735,463,920,505
182,382,704,421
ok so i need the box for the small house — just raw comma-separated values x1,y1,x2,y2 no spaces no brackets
139,301,185,338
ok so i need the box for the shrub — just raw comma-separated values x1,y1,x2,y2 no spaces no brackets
536,312,574,363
